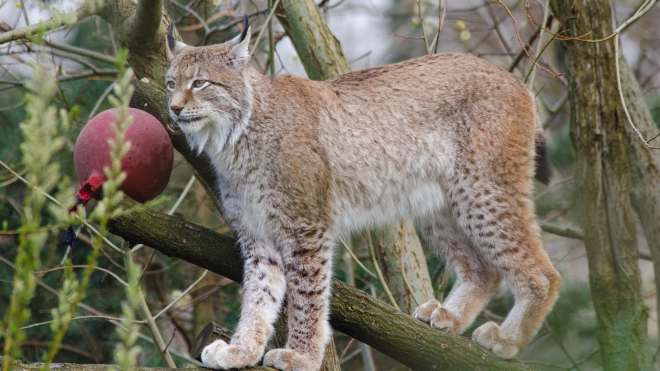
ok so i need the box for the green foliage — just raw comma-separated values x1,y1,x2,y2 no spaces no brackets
41,50,134,368
0,58,67,371
0,47,136,369
115,247,143,371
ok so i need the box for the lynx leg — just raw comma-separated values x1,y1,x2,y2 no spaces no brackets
414,211,502,334
452,180,560,359
263,228,334,371
201,237,286,370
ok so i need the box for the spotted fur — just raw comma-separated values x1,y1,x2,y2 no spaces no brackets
165,23,560,371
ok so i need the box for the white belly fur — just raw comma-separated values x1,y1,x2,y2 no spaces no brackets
336,181,446,233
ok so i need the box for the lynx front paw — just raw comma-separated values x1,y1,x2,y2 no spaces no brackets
200,339,261,370
263,348,319,371
413,299,460,333
472,321,520,359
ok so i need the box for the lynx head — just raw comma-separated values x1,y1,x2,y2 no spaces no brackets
165,16,253,156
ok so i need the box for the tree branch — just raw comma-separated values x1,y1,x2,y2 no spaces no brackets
275,0,351,80
129,0,163,50
97,0,173,83
107,197,535,371
538,220,652,260
0,356,274,370
0,5,97,45
618,52,660,339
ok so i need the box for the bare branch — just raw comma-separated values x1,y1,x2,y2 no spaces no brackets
0,5,96,45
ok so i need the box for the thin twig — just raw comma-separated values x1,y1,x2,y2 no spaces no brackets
614,33,660,149
388,33,425,40
88,82,116,121
19,315,144,331
251,0,282,56
37,265,128,286
138,248,158,283
416,0,430,54
497,0,562,77
339,237,378,279
153,270,208,319
44,40,118,65
163,328,177,353
366,232,400,310
0,5,97,45
487,0,513,57
539,221,583,240
122,244,177,368
542,92,568,129
431,0,447,54
543,321,581,370
542,0,657,43
526,0,550,88
268,0,276,77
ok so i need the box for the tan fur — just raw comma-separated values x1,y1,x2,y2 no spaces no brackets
166,27,560,371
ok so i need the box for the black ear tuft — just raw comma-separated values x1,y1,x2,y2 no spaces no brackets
167,22,176,50
238,15,249,42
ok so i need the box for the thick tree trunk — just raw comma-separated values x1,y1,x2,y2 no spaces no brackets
551,1,651,370
619,55,660,339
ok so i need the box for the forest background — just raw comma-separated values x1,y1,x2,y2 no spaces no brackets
1,0,660,370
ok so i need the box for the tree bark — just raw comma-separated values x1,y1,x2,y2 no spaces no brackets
618,55,660,339
108,197,536,371
275,0,350,81
374,223,435,314
550,1,651,370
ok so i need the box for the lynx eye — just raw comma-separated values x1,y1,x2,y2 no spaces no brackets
166,81,175,90
193,80,206,88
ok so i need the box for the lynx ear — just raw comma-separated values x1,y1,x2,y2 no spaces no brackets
166,22,188,60
227,15,251,65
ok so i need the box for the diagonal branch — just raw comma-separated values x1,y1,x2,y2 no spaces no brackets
108,197,536,371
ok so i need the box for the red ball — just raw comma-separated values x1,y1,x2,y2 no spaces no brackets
74,108,173,203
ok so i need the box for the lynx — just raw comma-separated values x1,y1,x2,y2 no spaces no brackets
165,17,561,371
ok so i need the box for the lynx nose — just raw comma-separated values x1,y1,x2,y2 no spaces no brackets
170,106,183,116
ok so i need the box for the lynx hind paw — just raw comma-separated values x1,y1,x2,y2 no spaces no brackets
200,339,261,370
413,299,459,333
263,348,319,371
472,321,520,359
